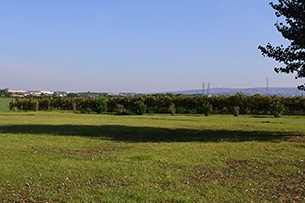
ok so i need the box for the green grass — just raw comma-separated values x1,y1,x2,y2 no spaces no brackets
0,112,304,202
0,98,11,111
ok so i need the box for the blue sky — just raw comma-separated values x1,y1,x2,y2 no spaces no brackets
0,1,301,92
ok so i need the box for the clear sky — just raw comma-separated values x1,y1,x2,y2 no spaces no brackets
0,0,302,93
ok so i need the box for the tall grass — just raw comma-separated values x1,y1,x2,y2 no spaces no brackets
0,112,304,202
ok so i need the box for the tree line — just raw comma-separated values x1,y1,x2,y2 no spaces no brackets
9,93,305,117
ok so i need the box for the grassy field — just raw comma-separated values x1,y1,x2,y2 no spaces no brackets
0,98,11,111
0,112,304,202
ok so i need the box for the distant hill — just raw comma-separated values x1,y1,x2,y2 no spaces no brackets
166,87,305,97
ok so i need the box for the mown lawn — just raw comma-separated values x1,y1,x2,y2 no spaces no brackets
0,98,11,111
0,112,304,202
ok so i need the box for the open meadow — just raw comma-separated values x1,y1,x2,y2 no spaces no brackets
0,112,304,202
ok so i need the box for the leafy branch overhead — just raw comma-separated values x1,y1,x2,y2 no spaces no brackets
258,0,305,90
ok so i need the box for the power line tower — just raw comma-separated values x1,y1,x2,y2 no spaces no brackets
202,82,205,95
266,77,269,95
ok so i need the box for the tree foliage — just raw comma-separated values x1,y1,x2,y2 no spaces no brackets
258,0,305,90
271,100,285,117
201,102,213,116
91,97,108,114
133,100,147,115
0,88,12,97
9,94,305,116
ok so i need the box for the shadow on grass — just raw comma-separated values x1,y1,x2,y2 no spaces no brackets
0,124,301,142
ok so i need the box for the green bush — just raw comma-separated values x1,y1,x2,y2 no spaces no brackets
32,99,39,111
201,102,213,116
133,100,147,115
92,97,108,114
115,104,128,115
233,106,240,116
168,103,176,116
271,101,285,117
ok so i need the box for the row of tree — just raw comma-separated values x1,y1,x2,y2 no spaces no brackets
9,93,305,117
0,89,11,97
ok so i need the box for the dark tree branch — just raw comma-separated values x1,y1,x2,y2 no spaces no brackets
259,0,305,90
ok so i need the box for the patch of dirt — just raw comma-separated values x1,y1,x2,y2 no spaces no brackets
188,159,305,202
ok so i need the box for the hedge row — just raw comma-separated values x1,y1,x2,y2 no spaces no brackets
9,93,305,116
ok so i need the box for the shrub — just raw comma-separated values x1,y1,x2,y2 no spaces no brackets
233,106,240,116
271,101,285,117
201,102,213,116
92,97,108,114
72,102,77,113
115,104,126,114
32,99,39,111
168,103,176,116
133,100,147,115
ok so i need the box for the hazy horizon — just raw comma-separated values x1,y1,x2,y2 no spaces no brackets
1,1,304,93
6,86,301,94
